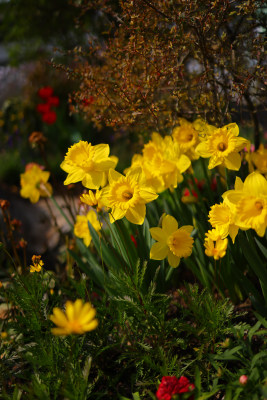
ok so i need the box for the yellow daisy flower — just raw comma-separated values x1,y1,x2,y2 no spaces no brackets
223,172,267,237
60,141,117,189
195,123,248,170
29,255,44,273
74,210,102,246
150,214,194,268
20,164,52,203
208,202,239,243
204,230,228,260
50,299,98,336
100,167,158,225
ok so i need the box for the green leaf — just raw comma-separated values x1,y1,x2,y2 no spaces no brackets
108,219,138,268
251,350,267,369
71,239,106,288
254,312,267,329
88,221,128,273
255,237,267,259
248,321,261,342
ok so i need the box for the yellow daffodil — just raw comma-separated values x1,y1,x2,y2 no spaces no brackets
100,167,158,224
150,214,194,268
192,118,217,139
204,230,228,260
74,210,102,246
251,144,267,176
60,141,117,189
20,163,52,203
50,299,98,336
80,189,106,212
172,118,200,160
195,123,248,170
29,255,44,273
125,133,191,193
223,172,267,237
208,202,239,243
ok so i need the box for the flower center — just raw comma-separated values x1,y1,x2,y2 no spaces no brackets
122,191,133,200
255,201,263,211
69,320,82,334
218,142,227,152
82,160,94,171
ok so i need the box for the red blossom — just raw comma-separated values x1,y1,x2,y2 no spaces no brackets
211,177,217,192
156,376,195,400
42,110,57,125
183,188,198,198
36,103,51,114
47,96,60,107
239,375,248,385
38,86,54,99
130,234,137,248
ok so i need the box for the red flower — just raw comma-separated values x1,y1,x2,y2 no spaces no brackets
38,86,54,99
47,96,60,107
239,375,248,385
130,234,137,248
211,177,217,192
36,103,51,114
42,110,57,125
183,188,198,199
156,376,195,400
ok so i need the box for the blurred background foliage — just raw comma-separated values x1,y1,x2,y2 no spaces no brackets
0,0,266,184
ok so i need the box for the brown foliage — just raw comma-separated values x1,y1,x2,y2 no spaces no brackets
69,0,266,145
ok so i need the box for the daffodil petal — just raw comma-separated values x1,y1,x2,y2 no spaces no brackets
150,242,169,260
125,203,146,225
109,169,123,183
243,172,267,196
93,143,110,159
167,251,180,268
195,141,211,158
224,152,241,171
179,225,194,234
149,227,166,242
139,188,158,203
64,169,85,185
162,215,178,235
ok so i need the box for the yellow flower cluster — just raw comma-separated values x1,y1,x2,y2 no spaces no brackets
20,163,52,203
29,255,44,273
204,171,267,260
223,172,267,237
61,141,159,226
126,132,191,193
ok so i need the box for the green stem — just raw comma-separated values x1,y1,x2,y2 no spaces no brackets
225,168,230,190
49,195,73,229
200,158,213,203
